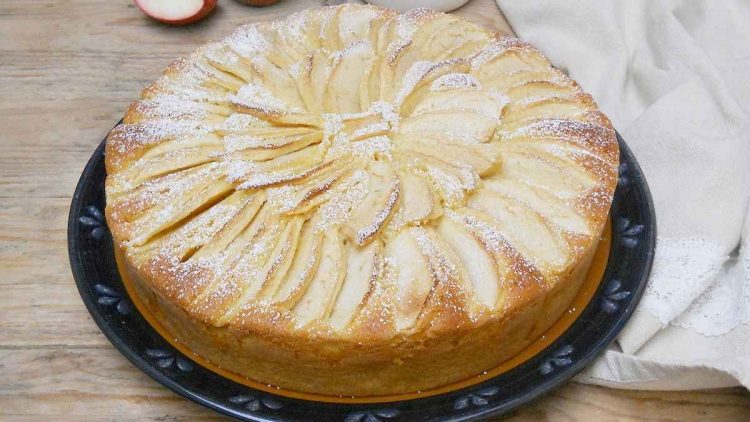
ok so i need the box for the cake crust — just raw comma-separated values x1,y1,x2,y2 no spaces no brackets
105,4,618,396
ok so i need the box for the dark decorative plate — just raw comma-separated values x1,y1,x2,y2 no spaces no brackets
69,124,655,422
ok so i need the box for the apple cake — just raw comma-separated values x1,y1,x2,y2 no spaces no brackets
105,4,618,396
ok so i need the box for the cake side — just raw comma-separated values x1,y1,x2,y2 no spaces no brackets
119,234,598,395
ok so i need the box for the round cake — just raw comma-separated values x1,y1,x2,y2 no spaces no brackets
105,4,618,396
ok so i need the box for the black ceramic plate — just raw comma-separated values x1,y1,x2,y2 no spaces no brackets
69,124,655,422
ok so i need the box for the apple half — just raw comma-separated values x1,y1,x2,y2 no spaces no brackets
134,0,217,25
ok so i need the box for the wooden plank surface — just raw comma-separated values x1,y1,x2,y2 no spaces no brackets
0,0,748,420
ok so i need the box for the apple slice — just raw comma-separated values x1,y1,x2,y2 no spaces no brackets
397,172,439,223
396,150,477,207
343,161,400,245
318,6,343,53
281,159,354,215
324,41,375,113
477,70,563,92
397,59,471,115
374,9,438,103
504,142,602,187
482,178,590,235
407,14,489,61
504,81,578,103
190,208,279,325
254,216,305,299
119,144,222,187
202,43,256,83
292,231,347,327
387,228,435,330
437,215,499,308
501,98,591,132
270,218,324,306
223,125,311,141
228,143,329,190
492,151,595,199
470,42,551,81
385,15,489,95
245,55,306,112
410,88,505,120
184,192,267,261
398,136,501,176
468,189,570,271
329,240,382,330
275,12,321,58
134,0,217,26
335,4,384,47
146,190,255,262
399,111,498,144
129,176,234,247
226,131,323,161
107,163,212,220
308,50,333,113
291,55,317,113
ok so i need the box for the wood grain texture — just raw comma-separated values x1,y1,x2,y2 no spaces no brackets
0,0,747,420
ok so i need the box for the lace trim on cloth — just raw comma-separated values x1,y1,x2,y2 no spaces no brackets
641,237,725,325
642,236,750,336
672,233,750,336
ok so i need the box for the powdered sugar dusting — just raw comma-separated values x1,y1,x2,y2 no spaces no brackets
470,37,534,69
315,170,368,232
394,61,434,105
430,73,480,92
264,184,298,212
204,43,240,69
230,83,288,113
157,199,250,259
445,209,545,288
276,11,308,46
226,24,270,57
351,135,393,158
411,226,457,286
110,120,210,154
132,96,209,121
355,178,400,245
109,4,614,335
221,113,267,133
223,135,273,152
506,118,616,151
370,101,399,130
413,159,477,207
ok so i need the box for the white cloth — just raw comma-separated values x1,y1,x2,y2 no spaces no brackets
496,0,750,389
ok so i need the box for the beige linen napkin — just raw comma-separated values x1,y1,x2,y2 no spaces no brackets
496,0,750,389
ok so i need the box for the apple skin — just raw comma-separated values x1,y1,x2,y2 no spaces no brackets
134,0,218,25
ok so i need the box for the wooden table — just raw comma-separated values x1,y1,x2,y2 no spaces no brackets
1,0,748,420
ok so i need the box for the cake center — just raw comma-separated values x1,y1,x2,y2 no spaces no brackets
322,101,404,162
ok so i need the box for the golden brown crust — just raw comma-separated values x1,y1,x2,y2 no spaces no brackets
122,238,596,395
105,4,618,395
